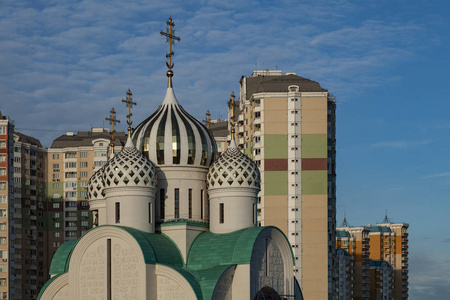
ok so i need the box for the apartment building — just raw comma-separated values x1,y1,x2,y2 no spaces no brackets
335,248,354,300
0,112,14,299
227,70,337,299
369,260,394,300
336,226,371,300
46,128,126,248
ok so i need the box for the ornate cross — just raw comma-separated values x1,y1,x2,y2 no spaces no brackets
121,89,137,138
105,108,120,155
160,17,180,86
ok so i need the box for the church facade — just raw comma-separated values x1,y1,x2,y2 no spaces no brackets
38,18,302,300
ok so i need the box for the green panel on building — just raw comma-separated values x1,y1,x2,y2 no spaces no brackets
301,170,327,195
264,135,288,159
301,134,327,158
264,171,288,195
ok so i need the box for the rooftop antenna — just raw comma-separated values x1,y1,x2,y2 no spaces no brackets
121,89,136,138
160,17,180,88
105,108,120,156
340,211,350,227
227,92,236,141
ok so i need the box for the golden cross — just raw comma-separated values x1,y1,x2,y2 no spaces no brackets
160,17,180,86
121,89,137,138
227,92,236,140
105,108,120,155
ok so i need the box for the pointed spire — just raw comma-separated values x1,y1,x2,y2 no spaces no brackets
340,211,350,227
382,209,391,223
105,108,120,156
121,89,136,138
160,17,180,88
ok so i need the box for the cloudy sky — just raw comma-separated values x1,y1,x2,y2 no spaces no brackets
1,0,449,297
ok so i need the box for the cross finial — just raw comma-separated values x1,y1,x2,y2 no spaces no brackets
105,108,120,156
121,89,137,138
160,17,181,88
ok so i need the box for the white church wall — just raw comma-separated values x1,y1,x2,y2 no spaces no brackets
155,265,197,300
231,264,251,299
39,273,69,300
67,227,147,300
212,265,236,300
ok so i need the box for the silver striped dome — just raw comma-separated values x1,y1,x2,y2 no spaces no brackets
132,87,217,167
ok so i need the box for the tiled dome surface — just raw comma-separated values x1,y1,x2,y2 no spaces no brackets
103,140,157,188
207,140,260,189
87,167,106,200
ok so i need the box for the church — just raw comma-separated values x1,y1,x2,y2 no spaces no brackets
37,18,303,300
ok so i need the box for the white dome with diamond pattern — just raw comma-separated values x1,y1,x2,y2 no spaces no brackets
87,167,106,200
103,138,157,188
207,140,260,190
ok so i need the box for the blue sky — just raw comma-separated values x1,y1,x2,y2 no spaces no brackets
1,0,449,297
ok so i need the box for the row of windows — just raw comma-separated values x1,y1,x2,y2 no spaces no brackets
52,151,105,160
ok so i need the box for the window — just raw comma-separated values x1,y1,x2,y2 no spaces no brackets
94,151,107,157
66,201,77,208
65,172,77,178
52,154,59,160
79,181,88,187
53,203,60,209
94,161,106,167
219,203,224,223
52,173,60,179
80,171,88,178
81,211,89,217
53,242,60,248
52,164,60,170
52,193,60,199
160,189,165,219
115,202,120,223
80,191,87,198
0,141,6,149
66,221,77,227
65,152,76,158
0,264,6,272
174,189,179,218
65,162,77,168
54,232,60,238
0,155,5,163
81,221,88,227
66,211,77,217
0,183,6,190
188,189,192,218
80,152,88,158
53,213,60,218
65,182,77,188
65,192,77,198
0,224,5,231
0,196,5,204
0,210,6,218
0,251,6,259
200,190,204,220
0,127,6,135
80,162,88,168
0,169,5,176
65,231,77,237
148,203,152,224
54,222,60,228
52,183,60,189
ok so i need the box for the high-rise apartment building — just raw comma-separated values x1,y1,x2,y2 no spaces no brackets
336,226,371,299
368,219,409,299
335,248,354,300
46,128,126,246
336,215,409,300
227,70,337,299
0,111,14,300
12,132,47,299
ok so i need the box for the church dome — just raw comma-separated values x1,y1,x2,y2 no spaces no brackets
103,138,157,188
132,87,217,167
207,140,260,189
87,167,106,200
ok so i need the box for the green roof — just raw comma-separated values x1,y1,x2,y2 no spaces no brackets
37,274,63,300
187,227,267,269
49,225,183,276
49,240,78,275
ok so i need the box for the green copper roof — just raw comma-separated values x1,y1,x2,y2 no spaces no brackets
37,274,63,300
187,227,266,269
49,240,78,275
49,225,183,276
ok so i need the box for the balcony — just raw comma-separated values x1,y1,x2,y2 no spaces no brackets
238,115,244,124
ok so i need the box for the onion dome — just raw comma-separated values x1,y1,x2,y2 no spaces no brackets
87,167,106,200
103,138,157,188
132,87,217,167
207,140,260,189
